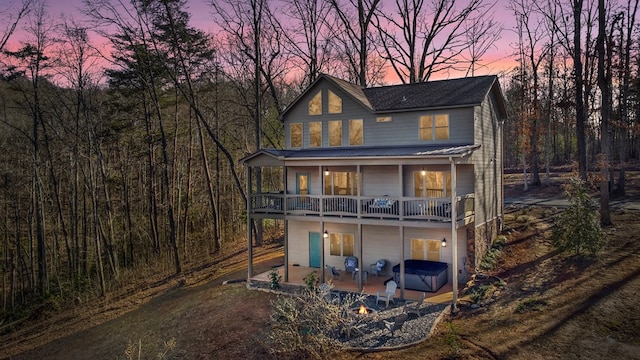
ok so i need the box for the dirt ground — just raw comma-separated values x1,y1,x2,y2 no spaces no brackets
2,171,639,359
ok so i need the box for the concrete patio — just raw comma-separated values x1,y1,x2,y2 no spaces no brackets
251,264,460,305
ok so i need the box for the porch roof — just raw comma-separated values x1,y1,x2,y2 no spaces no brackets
239,144,479,165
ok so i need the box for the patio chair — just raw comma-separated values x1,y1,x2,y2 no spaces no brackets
403,292,425,317
344,256,358,276
376,280,397,307
383,313,407,336
326,265,343,281
369,259,386,278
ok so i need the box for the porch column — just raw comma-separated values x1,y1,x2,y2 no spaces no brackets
284,220,289,282
284,166,288,282
399,226,405,299
247,166,253,280
450,158,458,312
398,165,403,220
320,222,325,284
357,223,363,292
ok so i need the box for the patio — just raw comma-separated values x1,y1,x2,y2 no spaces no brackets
251,264,459,305
250,264,455,350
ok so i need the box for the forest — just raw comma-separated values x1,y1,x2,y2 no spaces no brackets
0,0,638,322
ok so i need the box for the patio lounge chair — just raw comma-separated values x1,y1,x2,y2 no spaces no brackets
403,292,425,317
344,256,358,277
383,313,407,336
326,265,343,281
369,259,386,278
376,280,397,307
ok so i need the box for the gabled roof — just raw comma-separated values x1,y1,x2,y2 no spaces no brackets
364,76,500,112
279,74,506,120
239,144,479,164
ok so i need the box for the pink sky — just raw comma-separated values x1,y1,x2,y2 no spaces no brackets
6,0,519,82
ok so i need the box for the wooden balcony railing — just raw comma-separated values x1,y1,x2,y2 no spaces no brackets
250,193,475,222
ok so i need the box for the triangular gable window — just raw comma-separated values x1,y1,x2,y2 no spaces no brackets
328,90,342,114
309,91,322,115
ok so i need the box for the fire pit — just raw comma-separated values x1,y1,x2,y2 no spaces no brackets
352,304,377,317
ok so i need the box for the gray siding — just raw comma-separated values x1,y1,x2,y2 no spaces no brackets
472,92,503,226
283,78,476,149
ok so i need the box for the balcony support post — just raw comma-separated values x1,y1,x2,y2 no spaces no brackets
450,157,458,313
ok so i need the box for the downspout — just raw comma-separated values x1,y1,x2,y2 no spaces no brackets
449,156,458,313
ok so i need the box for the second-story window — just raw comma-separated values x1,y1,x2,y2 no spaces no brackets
349,119,363,145
309,121,322,147
329,120,342,146
414,171,451,198
290,123,302,148
419,114,449,140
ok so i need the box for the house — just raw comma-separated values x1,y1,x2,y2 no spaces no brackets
240,74,506,300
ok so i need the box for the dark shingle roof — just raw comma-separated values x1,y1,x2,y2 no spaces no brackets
363,76,498,112
279,74,503,119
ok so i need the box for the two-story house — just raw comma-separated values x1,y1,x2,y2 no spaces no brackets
240,74,506,300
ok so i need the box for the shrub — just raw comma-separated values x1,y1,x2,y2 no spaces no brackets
303,271,318,291
264,283,366,359
552,177,604,257
269,268,282,290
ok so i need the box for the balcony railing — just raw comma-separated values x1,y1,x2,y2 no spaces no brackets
250,193,474,222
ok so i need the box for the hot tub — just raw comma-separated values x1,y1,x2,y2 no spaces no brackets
392,260,448,292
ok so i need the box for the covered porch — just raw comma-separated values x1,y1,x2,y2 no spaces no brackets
251,264,459,305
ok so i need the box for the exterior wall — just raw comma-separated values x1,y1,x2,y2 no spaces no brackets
472,92,503,226
287,220,469,284
361,165,400,196
468,218,501,272
283,164,475,198
283,78,476,149
403,227,469,284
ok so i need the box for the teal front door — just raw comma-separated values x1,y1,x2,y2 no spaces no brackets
309,232,321,268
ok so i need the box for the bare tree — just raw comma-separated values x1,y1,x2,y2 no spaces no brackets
0,0,33,53
328,0,382,86
615,0,639,195
280,0,334,86
374,0,494,83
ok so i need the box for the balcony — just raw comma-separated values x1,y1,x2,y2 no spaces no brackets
249,193,474,222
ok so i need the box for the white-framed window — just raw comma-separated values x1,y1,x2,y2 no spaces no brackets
309,121,322,147
324,171,358,195
414,171,451,198
349,119,363,145
329,120,342,146
329,233,354,256
309,91,322,115
290,123,302,148
419,114,449,140
411,238,441,261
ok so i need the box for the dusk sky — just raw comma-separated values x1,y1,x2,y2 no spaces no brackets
6,0,519,82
